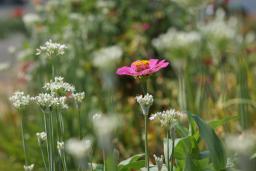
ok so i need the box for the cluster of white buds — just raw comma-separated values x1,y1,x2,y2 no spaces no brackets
32,93,68,109
153,154,163,171
136,93,154,115
24,164,34,171
150,109,186,128
65,138,92,159
9,91,30,109
43,76,75,95
92,45,123,70
36,132,47,142
36,39,67,58
72,92,85,104
57,141,65,156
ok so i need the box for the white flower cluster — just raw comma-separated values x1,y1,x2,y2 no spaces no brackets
22,13,41,27
171,0,205,8
24,164,34,171
66,138,92,159
199,9,238,44
136,93,154,115
36,39,67,58
32,93,68,109
150,109,186,127
57,141,65,155
225,131,256,154
153,154,163,171
92,45,122,70
152,29,201,52
43,76,75,94
9,91,30,109
72,92,85,103
36,132,47,142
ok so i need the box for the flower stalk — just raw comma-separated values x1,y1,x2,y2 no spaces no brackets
144,115,149,171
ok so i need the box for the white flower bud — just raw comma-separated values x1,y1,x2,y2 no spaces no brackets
136,93,154,115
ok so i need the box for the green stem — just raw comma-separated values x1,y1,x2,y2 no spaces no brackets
144,115,149,171
171,128,175,171
166,129,170,171
38,141,47,170
77,104,82,139
103,150,106,171
42,110,50,170
20,116,28,165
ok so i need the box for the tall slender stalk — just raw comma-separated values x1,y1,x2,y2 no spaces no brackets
38,141,47,170
144,115,149,171
166,128,170,171
171,128,175,171
42,110,50,170
20,116,28,166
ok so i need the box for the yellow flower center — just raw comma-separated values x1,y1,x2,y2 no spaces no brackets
132,60,150,72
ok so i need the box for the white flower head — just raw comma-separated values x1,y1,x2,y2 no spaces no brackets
136,93,154,115
9,91,30,109
57,141,65,155
198,9,238,45
72,92,85,104
36,39,67,58
93,113,119,151
24,164,34,171
152,29,201,53
43,76,75,95
66,138,92,159
32,93,68,109
22,13,41,27
225,131,256,154
92,45,122,70
36,132,47,142
150,109,186,127
92,113,102,120
153,154,163,171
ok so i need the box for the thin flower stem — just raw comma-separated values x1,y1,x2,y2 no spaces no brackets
42,110,50,170
20,116,28,165
144,115,149,171
103,150,106,171
171,128,175,171
38,141,47,170
166,129,170,171
77,104,82,139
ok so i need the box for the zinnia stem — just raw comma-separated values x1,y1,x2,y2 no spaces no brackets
144,115,149,171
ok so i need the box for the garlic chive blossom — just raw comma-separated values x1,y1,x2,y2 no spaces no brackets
36,39,67,58
9,91,30,109
136,93,154,115
72,92,85,104
150,109,186,128
65,138,92,159
24,164,34,171
43,76,75,95
36,132,47,142
32,93,68,109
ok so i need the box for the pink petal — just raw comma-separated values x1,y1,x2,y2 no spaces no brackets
116,66,136,76
149,59,159,67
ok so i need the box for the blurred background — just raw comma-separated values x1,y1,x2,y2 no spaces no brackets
0,0,256,170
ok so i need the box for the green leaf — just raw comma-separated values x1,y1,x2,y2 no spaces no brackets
184,156,214,171
208,115,238,129
174,136,195,160
192,115,227,170
118,153,145,171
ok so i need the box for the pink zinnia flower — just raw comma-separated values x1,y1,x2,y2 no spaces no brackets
116,59,169,77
